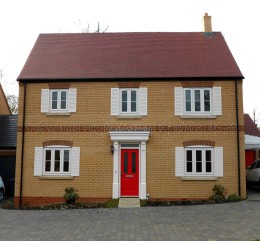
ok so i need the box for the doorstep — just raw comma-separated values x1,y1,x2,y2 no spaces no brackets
118,198,140,208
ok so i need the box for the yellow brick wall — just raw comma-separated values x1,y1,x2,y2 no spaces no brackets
15,80,246,204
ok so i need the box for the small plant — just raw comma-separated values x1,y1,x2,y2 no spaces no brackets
210,184,226,203
64,187,79,204
226,194,241,202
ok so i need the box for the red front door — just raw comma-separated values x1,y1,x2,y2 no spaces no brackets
121,149,139,196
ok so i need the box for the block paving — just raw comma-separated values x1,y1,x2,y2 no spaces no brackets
1,197,260,241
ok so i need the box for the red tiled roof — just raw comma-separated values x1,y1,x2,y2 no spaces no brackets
244,114,260,137
18,32,244,80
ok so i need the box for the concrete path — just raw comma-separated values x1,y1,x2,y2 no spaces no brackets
118,198,140,208
1,199,260,241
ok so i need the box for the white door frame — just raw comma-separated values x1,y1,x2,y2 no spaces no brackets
109,131,150,199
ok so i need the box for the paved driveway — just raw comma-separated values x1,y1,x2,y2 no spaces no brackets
0,198,260,241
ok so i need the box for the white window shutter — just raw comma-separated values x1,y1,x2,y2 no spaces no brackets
175,87,183,116
175,147,184,177
214,147,223,177
139,88,147,116
68,88,77,112
41,89,49,113
111,88,119,116
71,147,80,176
34,147,43,176
213,87,222,115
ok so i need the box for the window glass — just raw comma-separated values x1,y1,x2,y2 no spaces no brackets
131,90,137,112
194,90,201,111
122,91,127,112
52,91,58,109
204,90,210,112
185,90,191,111
60,91,67,110
124,152,128,173
45,150,51,172
186,150,192,172
196,150,202,172
63,150,70,172
54,150,60,172
132,152,136,173
206,150,212,172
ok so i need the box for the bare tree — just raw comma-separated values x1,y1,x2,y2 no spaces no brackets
6,94,18,114
74,19,109,33
252,107,260,126
0,69,18,114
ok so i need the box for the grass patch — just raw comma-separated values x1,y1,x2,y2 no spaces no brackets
105,199,119,208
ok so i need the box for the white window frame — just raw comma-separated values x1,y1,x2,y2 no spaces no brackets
111,87,147,117
50,89,68,112
184,147,213,176
34,146,80,177
184,88,212,114
120,88,139,114
41,88,77,114
43,146,71,176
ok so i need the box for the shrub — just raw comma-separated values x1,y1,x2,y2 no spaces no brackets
210,184,226,203
227,194,241,202
64,187,79,204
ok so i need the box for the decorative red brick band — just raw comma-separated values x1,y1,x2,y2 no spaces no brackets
183,140,215,147
48,83,71,89
42,140,73,147
17,125,244,132
117,82,140,88
181,81,214,87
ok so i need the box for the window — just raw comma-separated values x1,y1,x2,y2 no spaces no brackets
111,88,147,116
184,88,211,113
34,146,80,177
185,148,213,175
41,88,77,114
120,89,138,113
50,90,68,111
175,87,222,117
43,148,70,175
175,146,223,178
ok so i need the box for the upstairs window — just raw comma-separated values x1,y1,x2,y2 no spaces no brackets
51,90,68,111
175,87,222,117
184,88,212,113
111,88,147,117
41,88,77,114
120,89,138,114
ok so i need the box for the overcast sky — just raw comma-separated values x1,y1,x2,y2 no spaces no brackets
0,0,259,115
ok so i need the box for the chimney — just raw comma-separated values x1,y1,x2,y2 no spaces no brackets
203,13,212,32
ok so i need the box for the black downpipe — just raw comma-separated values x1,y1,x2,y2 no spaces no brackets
235,80,241,196
19,81,27,207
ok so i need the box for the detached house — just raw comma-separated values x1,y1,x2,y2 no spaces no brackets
15,14,245,206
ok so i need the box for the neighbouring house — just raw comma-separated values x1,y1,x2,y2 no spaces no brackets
0,83,17,197
0,83,11,115
244,113,260,167
15,13,246,207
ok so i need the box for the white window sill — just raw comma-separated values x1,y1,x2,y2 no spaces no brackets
117,115,142,119
45,112,71,116
181,176,218,181
181,114,216,119
39,176,74,180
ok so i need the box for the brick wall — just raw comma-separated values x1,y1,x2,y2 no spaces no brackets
15,80,245,206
